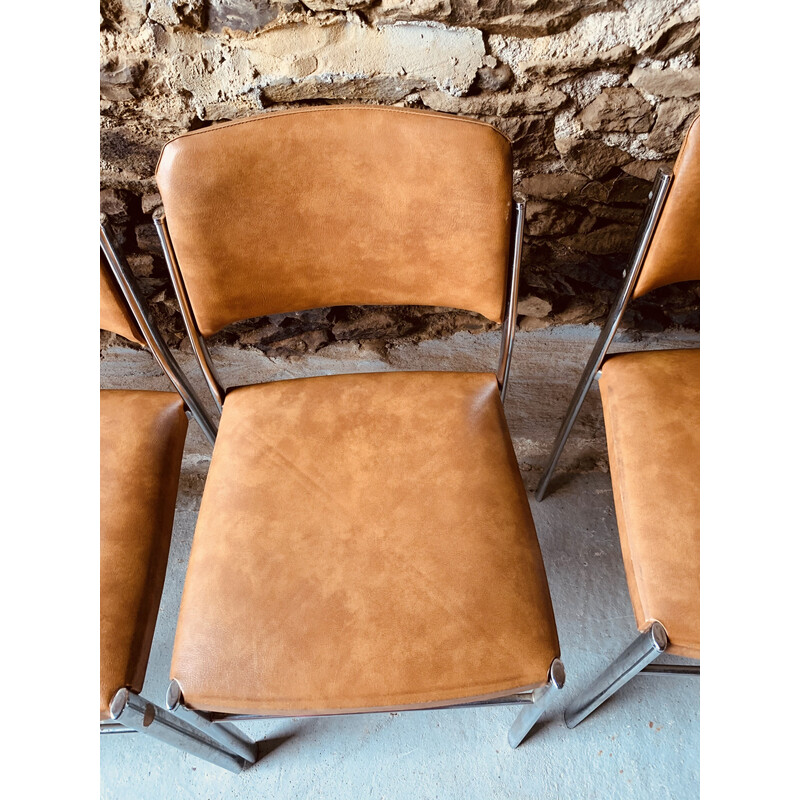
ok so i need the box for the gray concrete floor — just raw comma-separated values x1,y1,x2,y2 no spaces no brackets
100,326,699,798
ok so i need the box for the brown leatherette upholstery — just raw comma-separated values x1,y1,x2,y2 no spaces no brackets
155,106,512,335
633,115,700,299
599,349,700,658
171,371,559,715
100,259,146,345
100,390,188,718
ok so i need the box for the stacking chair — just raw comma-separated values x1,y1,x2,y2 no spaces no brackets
151,106,564,753
100,226,257,771
534,117,700,727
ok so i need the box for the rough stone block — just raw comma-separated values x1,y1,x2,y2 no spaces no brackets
555,137,632,179
577,87,653,133
630,66,700,98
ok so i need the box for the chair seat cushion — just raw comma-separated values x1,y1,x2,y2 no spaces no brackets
100,390,188,719
171,371,559,715
599,350,699,658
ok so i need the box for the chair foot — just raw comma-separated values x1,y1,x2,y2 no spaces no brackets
166,679,258,764
109,688,247,773
563,621,668,729
508,659,565,749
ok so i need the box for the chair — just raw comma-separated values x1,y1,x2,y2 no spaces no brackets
534,117,700,727
152,105,564,754
100,225,258,771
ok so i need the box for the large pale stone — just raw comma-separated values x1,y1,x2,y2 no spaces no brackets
168,21,486,105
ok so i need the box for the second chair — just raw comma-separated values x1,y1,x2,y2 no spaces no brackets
153,106,565,751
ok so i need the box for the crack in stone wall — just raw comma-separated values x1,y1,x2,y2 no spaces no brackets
100,0,699,357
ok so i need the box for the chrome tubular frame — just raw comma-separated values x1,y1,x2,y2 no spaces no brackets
562,621,691,729
105,688,247,773
100,223,218,445
534,170,673,501
497,198,526,403
153,215,226,413
186,670,562,750
507,658,566,748
641,663,700,676
203,692,539,723
167,680,258,764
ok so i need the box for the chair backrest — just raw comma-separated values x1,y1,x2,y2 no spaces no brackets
633,115,700,299
100,257,146,345
155,106,513,337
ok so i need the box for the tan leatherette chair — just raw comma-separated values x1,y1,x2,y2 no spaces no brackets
100,225,257,772
534,116,700,727
151,105,564,755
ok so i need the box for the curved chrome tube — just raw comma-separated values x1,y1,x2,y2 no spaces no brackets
100,222,218,444
497,198,526,403
535,169,673,501
153,215,226,413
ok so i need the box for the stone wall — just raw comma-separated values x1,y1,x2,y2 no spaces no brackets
100,0,700,356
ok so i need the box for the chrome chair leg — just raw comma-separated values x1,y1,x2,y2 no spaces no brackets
109,688,247,773
534,170,673,502
563,621,668,729
167,679,258,764
534,348,606,502
507,658,565,748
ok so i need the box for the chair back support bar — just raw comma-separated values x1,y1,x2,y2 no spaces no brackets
154,215,226,413
534,169,673,501
633,115,700,299
100,223,219,444
154,106,513,337
496,198,525,401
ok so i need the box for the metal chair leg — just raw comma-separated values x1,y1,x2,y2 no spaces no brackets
167,679,258,764
564,621,668,729
508,658,566,748
534,351,606,502
534,170,673,502
109,688,246,773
